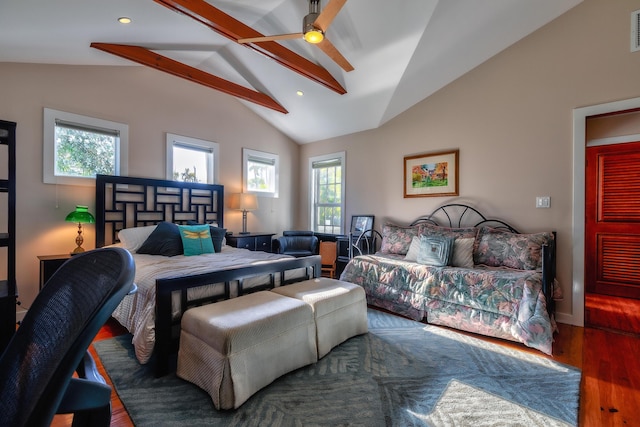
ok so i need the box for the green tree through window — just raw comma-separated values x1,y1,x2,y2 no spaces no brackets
54,125,116,177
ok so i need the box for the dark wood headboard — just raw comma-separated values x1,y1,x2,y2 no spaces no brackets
95,175,224,247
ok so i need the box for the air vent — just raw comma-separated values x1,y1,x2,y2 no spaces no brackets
632,10,640,52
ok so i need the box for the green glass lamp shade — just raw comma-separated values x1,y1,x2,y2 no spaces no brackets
65,206,95,253
65,205,95,224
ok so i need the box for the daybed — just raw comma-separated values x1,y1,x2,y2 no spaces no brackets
95,175,320,375
340,204,557,355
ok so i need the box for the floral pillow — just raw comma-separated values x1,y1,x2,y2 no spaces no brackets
418,223,477,240
380,222,421,255
473,226,554,270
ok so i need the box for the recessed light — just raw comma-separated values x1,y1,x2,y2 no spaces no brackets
296,90,304,96
118,17,132,24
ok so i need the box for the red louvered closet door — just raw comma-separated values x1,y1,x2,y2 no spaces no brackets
585,141,640,299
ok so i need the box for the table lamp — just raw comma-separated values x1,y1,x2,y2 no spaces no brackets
65,205,95,253
229,193,258,234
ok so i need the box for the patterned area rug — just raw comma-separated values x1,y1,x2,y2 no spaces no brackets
94,309,581,426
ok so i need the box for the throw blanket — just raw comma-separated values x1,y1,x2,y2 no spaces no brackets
340,254,555,354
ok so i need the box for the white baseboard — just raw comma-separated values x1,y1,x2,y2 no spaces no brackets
555,311,581,327
16,308,27,323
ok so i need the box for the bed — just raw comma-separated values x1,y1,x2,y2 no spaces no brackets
95,175,320,375
340,203,558,354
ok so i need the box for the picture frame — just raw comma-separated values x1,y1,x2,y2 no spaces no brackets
350,215,374,237
403,149,459,198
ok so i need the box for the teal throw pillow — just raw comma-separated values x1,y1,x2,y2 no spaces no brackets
417,235,455,267
178,225,214,256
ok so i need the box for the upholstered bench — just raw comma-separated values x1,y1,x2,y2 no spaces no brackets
272,278,368,359
176,291,318,410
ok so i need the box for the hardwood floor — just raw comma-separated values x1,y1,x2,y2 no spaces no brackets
585,293,640,336
51,317,640,427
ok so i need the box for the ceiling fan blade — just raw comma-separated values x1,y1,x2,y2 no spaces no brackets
314,0,347,32
317,38,354,72
238,33,303,44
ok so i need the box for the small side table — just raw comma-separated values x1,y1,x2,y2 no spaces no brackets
226,233,275,252
38,254,71,289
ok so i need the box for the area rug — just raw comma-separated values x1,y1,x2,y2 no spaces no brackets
94,309,581,426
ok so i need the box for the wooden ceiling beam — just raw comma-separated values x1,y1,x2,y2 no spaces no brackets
153,0,347,95
90,43,288,114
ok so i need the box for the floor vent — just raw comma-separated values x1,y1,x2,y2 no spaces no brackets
632,10,640,52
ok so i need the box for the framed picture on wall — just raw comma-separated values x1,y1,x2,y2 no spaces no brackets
403,149,459,198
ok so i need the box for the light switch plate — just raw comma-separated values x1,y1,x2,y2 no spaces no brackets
536,196,551,208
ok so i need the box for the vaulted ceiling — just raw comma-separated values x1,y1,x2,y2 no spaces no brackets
0,0,582,143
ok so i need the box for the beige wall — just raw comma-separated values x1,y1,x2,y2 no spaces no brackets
0,63,299,309
300,0,640,324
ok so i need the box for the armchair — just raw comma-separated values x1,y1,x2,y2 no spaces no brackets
274,230,319,257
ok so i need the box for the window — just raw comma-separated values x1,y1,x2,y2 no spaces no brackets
166,133,219,184
243,148,279,198
43,108,128,186
309,152,345,234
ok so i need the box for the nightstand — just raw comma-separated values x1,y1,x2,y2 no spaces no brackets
38,254,72,289
226,233,275,252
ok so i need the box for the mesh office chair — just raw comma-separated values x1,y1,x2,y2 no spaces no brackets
0,247,135,427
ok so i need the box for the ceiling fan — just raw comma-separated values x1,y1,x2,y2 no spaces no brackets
237,0,354,72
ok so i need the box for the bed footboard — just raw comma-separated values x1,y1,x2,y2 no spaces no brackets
154,255,321,376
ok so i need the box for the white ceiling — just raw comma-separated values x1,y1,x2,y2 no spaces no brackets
0,0,582,144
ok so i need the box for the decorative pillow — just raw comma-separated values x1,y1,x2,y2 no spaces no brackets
380,222,421,255
418,224,477,268
416,235,455,267
419,223,477,240
186,221,227,253
208,226,227,253
473,226,554,270
451,237,475,268
178,224,214,256
404,236,421,262
136,222,183,256
117,225,157,252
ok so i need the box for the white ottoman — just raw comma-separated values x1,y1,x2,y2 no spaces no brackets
177,291,317,410
272,278,368,359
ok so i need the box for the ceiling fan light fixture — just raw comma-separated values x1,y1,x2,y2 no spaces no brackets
304,29,324,44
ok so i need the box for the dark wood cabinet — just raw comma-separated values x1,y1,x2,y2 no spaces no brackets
226,233,275,252
0,119,16,351
38,254,72,289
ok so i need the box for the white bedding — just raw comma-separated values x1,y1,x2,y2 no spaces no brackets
111,246,298,364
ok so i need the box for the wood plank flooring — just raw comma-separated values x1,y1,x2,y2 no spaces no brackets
50,317,640,427
585,293,640,336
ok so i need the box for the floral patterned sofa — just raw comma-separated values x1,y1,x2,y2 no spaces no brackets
340,204,557,355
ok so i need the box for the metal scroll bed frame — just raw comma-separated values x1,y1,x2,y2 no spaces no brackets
95,175,321,376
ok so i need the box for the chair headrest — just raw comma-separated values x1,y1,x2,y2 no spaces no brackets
282,230,314,236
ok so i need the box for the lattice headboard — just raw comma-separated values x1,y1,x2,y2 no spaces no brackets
95,175,224,247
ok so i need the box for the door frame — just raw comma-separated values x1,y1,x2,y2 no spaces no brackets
571,96,640,327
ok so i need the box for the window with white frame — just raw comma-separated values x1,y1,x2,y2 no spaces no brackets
43,108,128,186
243,148,279,198
309,152,345,234
166,133,219,184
